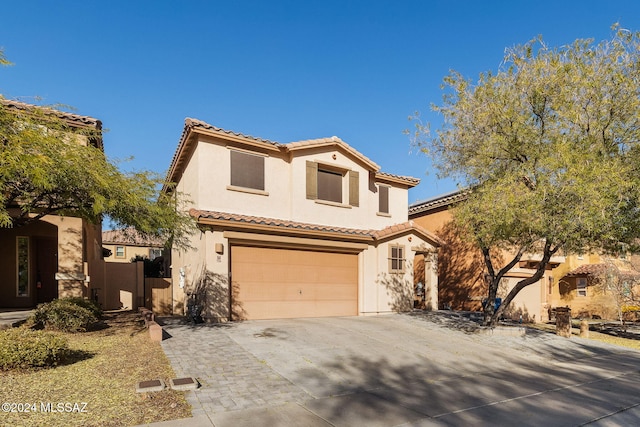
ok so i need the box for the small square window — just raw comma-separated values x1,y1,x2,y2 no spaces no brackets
230,150,265,191
389,244,405,274
115,246,125,258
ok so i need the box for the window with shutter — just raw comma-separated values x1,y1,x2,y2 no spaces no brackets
317,168,342,203
306,161,359,207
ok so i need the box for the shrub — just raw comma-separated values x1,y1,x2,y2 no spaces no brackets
0,328,69,370
29,298,100,332
62,296,103,318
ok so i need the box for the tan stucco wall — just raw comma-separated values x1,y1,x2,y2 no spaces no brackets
0,214,104,308
171,229,438,321
178,137,409,230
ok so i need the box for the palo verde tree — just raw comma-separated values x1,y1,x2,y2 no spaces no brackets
411,25,640,326
0,54,192,247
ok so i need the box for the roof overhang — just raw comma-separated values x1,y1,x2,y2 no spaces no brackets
191,209,443,249
163,118,421,193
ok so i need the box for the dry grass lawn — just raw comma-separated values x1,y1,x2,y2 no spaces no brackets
0,311,191,427
529,321,640,350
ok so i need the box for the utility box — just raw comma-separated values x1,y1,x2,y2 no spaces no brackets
555,307,572,338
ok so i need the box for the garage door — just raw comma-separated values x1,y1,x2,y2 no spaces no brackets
231,246,358,320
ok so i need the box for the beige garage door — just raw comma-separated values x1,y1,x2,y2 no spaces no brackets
231,245,358,320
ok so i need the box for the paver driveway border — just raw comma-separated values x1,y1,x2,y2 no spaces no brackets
148,312,640,427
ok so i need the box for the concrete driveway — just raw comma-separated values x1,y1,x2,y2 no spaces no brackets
155,312,640,427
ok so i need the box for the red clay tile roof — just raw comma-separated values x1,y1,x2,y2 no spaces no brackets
566,263,640,279
191,209,373,238
565,264,608,277
0,97,102,128
285,136,380,171
190,209,443,246
376,171,421,187
185,118,281,146
102,228,165,247
408,190,469,217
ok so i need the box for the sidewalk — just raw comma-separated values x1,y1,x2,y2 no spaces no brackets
0,309,33,329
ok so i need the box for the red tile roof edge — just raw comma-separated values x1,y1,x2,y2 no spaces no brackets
190,209,443,246
0,97,101,128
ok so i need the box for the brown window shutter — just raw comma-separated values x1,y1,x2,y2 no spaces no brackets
306,161,317,199
348,170,359,206
378,185,389,213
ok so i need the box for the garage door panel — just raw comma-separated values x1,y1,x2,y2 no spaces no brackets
231,246,358,320
243,300,356,320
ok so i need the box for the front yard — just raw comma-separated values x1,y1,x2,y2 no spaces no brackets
0,311,191,427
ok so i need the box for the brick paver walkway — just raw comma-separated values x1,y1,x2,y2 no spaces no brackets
160,321,311,416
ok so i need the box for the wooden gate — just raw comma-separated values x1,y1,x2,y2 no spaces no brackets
145,278,173,315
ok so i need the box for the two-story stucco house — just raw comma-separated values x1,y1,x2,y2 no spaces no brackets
164,119,442,321
0,99,105,308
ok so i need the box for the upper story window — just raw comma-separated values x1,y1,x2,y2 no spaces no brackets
230,150,265,191
577,277,587,297
378,185,390,214
115,245,125,258
317,168,342,203
306,161,359,207
388,244,405,274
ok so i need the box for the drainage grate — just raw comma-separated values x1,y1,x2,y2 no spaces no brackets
136,379,166,393
169,377,200,391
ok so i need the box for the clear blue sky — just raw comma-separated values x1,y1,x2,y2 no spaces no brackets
2,1,640,207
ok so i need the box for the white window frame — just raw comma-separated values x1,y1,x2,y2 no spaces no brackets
115,245,125,259
577,277,587,297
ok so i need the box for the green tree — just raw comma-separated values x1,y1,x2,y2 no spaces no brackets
411,25,640,326
1,58,192,247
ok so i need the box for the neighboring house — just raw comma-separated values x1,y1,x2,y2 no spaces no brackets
0,99,105,308
102,228,166,264
552,254,640,320
409,190,565,323
164,118,443,321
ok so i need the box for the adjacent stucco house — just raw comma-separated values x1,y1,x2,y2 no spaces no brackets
164,119,442,321
552,254,640,320
409,190,565,323
103,228,167,265
0,99,105,308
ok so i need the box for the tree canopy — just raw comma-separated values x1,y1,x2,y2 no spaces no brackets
412,25,640,325
0,96,193,248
